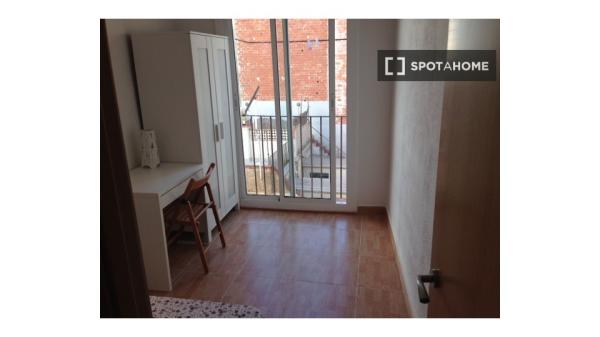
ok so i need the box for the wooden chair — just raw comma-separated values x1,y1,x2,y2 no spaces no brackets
163,163,226,273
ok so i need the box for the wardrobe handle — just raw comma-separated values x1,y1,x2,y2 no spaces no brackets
219,122,224,140
214,124,219,142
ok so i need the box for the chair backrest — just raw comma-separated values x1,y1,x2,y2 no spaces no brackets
181,163,216,201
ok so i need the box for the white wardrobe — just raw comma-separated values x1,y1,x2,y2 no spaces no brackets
132,31,239,234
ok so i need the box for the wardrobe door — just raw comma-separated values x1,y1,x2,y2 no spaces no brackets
210,37,238,214
190,34,219,230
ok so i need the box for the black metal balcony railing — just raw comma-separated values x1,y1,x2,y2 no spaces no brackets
241,114,347,201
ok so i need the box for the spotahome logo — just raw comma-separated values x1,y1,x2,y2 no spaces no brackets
378,50,496,81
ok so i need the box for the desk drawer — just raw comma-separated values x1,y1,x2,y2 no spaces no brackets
159,170,204,208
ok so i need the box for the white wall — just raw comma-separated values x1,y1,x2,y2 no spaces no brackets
351,19,397,207
387,19,449,317
105,19,216,169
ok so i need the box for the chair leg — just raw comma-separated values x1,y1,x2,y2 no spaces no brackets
213,205,227,248
206,183,226,248
190,221,209,273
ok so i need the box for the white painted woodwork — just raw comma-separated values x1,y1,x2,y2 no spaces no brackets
131,31,239,226
129,163,204,291
209,37,239,214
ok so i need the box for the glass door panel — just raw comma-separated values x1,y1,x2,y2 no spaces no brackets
232,19,279,196
334,19,347,203
232,19,347,204
285,19,331,199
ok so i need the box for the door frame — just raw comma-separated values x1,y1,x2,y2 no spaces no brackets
100,19,152,318
229,19,357,212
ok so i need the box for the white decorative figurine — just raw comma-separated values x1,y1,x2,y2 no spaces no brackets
140,129,160,169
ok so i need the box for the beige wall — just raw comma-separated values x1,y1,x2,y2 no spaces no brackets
351,19,397,207
105,19,216,169
106,19,394,205
387,19,449,317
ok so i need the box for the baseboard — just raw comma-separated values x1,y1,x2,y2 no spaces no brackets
240,206,355,214
357,206,387,214
384,206,416,318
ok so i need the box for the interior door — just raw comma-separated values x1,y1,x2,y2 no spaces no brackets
210,36,238,215
426,19,500,318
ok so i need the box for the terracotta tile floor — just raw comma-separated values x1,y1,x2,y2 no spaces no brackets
150,209,410,318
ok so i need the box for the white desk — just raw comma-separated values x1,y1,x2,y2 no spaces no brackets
130,163,204,291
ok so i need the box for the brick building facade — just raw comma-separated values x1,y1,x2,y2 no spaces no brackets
233,19,346,116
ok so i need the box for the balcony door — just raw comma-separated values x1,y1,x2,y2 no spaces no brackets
231,19,349,211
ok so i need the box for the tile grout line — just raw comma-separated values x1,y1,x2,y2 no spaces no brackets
383,209,412,317
217,212,253,303
174,211,370,317
354,215,363,318
217,247,252,303
217,213,289,305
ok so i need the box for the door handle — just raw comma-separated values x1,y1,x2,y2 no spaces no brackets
417,269,440,304
214,124,219,142
220,122,224,140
